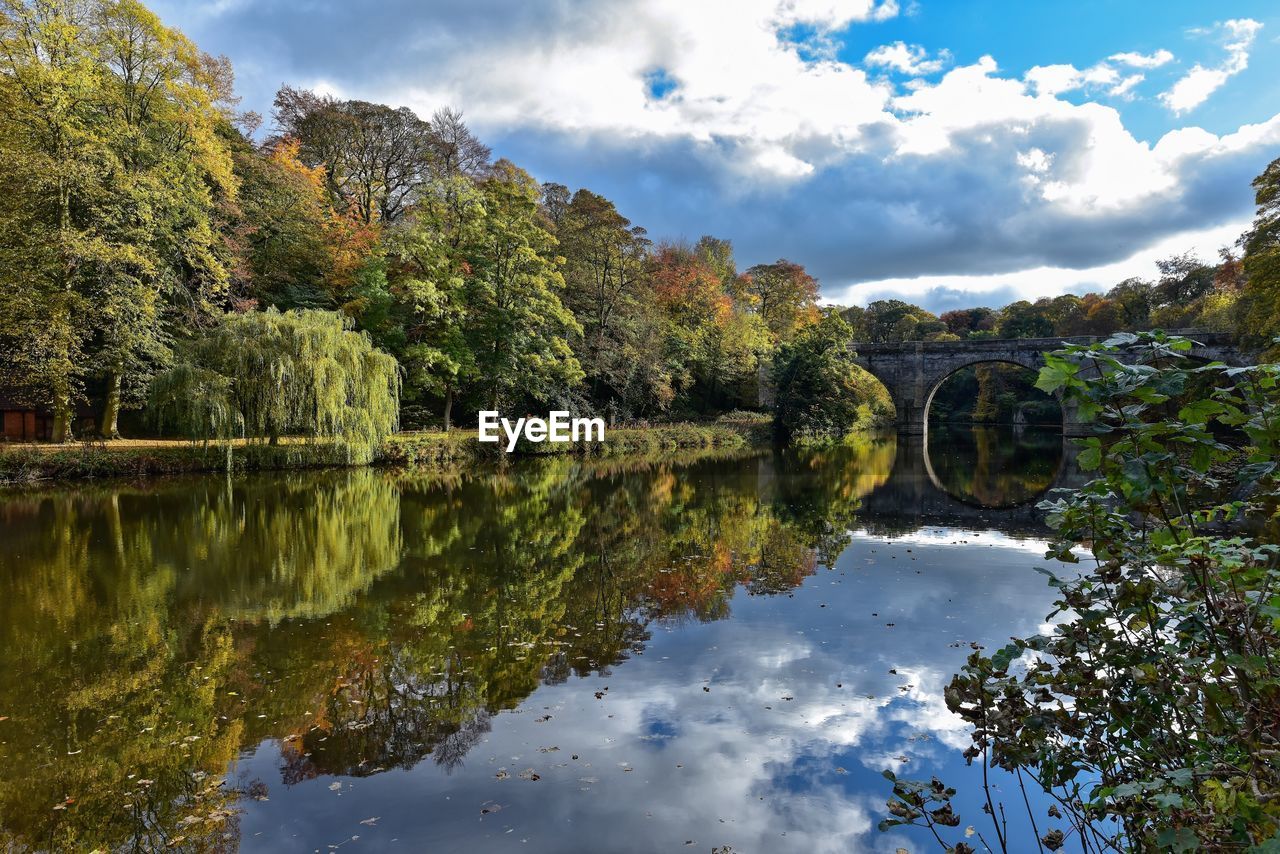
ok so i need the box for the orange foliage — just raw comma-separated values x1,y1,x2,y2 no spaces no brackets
649,245,733,325
268,138,380,299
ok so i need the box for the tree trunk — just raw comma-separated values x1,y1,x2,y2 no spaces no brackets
51,388,73,444
443,386,453,432
101,368,123,439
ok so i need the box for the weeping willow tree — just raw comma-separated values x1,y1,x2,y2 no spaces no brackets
150,309,400,463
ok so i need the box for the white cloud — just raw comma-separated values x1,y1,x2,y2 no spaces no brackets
1109,74,1145,99
1024,63,1083,97
1160,19,1262,114
863,41,951,76
1109,48,1174,68
1024,59,1129,98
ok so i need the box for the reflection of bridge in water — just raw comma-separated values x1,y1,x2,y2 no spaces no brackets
854,432,1091,537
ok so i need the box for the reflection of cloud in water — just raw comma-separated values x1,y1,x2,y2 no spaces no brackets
235,524,1072,852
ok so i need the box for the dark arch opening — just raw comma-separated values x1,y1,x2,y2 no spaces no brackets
925,360,1062,428
923,360,1065,508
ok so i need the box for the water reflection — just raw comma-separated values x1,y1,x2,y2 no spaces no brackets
0,432,1075,852
925,424,1066,508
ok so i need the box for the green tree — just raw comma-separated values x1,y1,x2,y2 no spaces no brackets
149,308,400,462
385,173,486,428
772,311,885,442
855,299,946,343
467,160,583,410
0,0,236,439
556,188,651,407
995,299,1054,338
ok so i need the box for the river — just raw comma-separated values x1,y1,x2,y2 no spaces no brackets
0,426,1078,852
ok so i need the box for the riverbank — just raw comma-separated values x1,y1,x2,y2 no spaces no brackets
0,419,773,484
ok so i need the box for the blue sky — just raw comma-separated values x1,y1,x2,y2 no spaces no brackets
152,0,1280,311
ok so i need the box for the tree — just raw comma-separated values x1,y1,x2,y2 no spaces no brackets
1153,252,1216,309
149,309,400,462
940,307,997,338
738,259,820,343
772,311,882,442
426,106,491,181
1106,277,1155,328
466,160,583,410
556,189,651,406
650,242,766,412
272,86,434,225
995,300,1054,339
232,137,378,311
855,299,944,343
384,173,486,429
1241,156,1280,354
540,182,570,229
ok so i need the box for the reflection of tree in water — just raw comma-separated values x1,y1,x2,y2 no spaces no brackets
0,448,899,849
928,426,1062,508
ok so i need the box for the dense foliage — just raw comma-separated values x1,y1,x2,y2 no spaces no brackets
882,333,1280,850
771,312,893,442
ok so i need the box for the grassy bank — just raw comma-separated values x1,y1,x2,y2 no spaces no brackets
0,419,773,484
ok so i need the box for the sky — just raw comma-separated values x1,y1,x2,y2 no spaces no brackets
151,0,1280,312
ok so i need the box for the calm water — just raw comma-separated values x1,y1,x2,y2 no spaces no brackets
0,427,1077,853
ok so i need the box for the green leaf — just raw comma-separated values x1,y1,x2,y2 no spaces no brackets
1077,438,1102,471
1155,827,1199,852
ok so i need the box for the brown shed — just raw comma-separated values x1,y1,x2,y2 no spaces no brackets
0,397,55,442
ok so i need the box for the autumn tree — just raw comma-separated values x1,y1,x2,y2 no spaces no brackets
273,86,434,225
940,306,998,338
650,242,766,412
738,259,820,343
230,137,378,311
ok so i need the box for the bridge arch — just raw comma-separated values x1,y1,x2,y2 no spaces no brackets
920,357,1054,433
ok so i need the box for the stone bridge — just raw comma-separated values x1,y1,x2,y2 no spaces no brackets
850,330,1245,436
